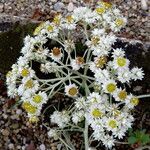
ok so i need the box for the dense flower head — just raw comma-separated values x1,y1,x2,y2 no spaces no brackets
6,1,144,149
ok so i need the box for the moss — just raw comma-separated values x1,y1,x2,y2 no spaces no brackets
0,22,38,74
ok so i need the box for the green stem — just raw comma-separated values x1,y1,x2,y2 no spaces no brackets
58,137,74,150
137,94,150,99
84,119,89,150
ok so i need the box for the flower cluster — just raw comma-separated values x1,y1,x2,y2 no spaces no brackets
6,1,144,149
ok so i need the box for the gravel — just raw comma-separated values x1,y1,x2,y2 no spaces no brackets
0,0,149,149
0,0,149,41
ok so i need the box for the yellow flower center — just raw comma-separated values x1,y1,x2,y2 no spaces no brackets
117,57,126,67
66,15,73,23
114,110,121,117
118,90,127,100
53,15,61,25
92,108,103,118
29,116,39,123
6,71,12,77
33,22,44,35
52,47,61,56
76,57,84,64
108,120,117,128
22,102,37,114
115,18,124,27
94,84,101,92
47,25,54,32
106,83,116,93
102,2,112,9
25,79,34,89
91,36,100,45
27,105,37,114
95,7,105,14
68,87,78,96
91,97,98,103
33,94,42,103
96,56,107,68
21,69,29,77
131,97,139,106
22,101,30,109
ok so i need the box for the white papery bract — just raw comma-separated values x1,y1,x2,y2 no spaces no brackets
51,111,70,128
6,1,144,149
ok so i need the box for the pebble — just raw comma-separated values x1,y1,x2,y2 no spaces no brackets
67,2,74,12
8,143,14,149
39,144,46,150
50,0,57,2
1,129,9,136
54,2,65,11
0,4,4,13
16,109,22,115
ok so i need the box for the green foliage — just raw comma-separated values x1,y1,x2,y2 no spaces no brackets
128,128,150,145
0,22,37,74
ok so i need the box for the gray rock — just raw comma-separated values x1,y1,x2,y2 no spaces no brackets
67,2,74,12
54,2,65,11
0,4,4,13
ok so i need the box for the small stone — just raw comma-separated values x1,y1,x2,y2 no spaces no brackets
141,0,148,10
40,144,46,150
50,0,57,2
17,145,21,149
8,143,14,149
0,4,4,13
67,2,74,12
1,129,9,136
11,123,19,129
16,109,22,115
54,2,65,11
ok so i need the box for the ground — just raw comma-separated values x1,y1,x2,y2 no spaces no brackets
0,0,149,150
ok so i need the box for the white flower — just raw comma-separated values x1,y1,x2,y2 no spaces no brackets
86,103,105,124
65,84,78,97
125,94,139,109
18,67,35,78
106,118,118,132
71,57,85,71
73,7,90,21
17,56,30,67
50,111,70,128
30,91,48,107
41,21,59,38
94,69,110,83
117,69,131,83
50,47,63,61
22,101,41,117
72,110,84,124
112,48,125,58
40,62,58,74
102,80,117,94
84,11,100,24
113,88,128,102
110,17,127,32
75,97,86,109
101,134,115,149
89,56,108,72
18,78,39,96
64,39,75,52
112,57,130,71
7,84,18,98
48,129,58,140
131,67,144,81
61,15,76,30
33,47,49,60
87,92,105,104
87,30,116,56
